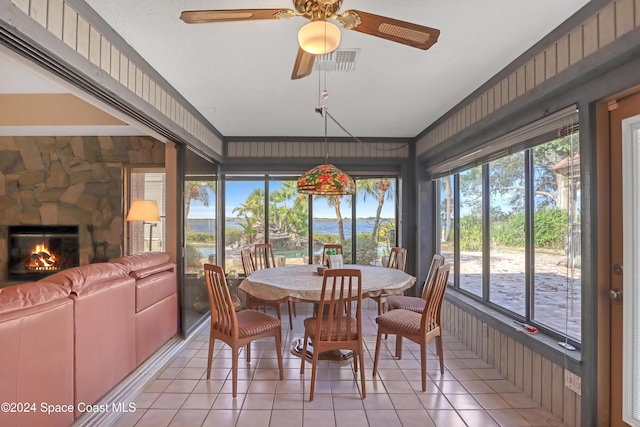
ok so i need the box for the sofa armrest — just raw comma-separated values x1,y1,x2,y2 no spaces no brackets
129,262,175,280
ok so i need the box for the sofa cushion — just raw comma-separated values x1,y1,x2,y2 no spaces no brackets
43,263,129,293
136,271,177,312
0,281,69,315
128,262,175,280
110,252,171,274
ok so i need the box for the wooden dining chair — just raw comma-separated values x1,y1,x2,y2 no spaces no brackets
203,264,284,397
321,244,343,264
241,248,294,329
254,243,277,270
386,254,445,314
372,247,408,315
372,264,450,392
300,268,366,401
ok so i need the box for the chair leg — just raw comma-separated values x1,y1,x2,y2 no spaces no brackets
286,301,293,329
232,346,239,398
206,336,215,379
377,298,383,316
395,336,403,359
358,346,366,399
372,329,382,378
420,341,427,392
353,348,358,373
274,329,284,380
435,334,445,374
275,304,282,322
246,343,251,363
309,341,319,402
300,332,309,375
292,301,297,316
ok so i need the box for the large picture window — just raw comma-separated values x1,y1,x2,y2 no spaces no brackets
436,125,581,344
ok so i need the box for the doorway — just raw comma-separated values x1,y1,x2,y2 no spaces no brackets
608,90,640,427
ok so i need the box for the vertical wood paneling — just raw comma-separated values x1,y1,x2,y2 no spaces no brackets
47,0,64,39
119,54,128,87
493,330,501,369
616,0,635,36
127,62,136,92
257,143,265,157
100,37,110,73
545,45,557,79
515,67,525,98
142,74,150,103
551,363,564,417
514,341,524,389
89,27,101,67
532,352,542,403
598,2,616,47
575,393,581,427
557,36,570,73
76,16,89,59
583,16,599,57
507,337,515,383
494,83,502,110
501,79,509,106
525,59,535,92
62,3,77,49
110,46,120,81
569,27,584,66
487,88,495,115
523,347,533,397
508,74,517,102
500,333,508,377
30,0,48,27
250,142,258,157
135,68,143,97
12,0,29,14
563,385,577,427
534,54,545,86
636,0,640,27
541,358,553,410
228,142,236,157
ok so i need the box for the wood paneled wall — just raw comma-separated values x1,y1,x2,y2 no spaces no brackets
227,140,409,158
9,0,222,155
442,299,581,427
417,0,640,156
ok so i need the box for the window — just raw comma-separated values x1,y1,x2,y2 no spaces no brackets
269,180,308,266
488,152,526,316
312,194,350,263
435,124,581,343
458,166,483,297
355,178,397,266
129,170,166,254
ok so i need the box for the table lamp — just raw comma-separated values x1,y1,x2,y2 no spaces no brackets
126,200,160,251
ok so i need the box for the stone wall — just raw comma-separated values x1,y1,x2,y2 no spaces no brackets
0,135,165,281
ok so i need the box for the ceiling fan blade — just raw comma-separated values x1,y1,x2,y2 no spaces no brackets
291,48,316,80
180,9,294,24
344,10,440,50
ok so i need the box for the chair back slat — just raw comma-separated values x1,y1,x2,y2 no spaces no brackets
204,264,238,338
387,247,407,271
420,254,445,300
254,243,276,269
322,244,343,264
240,249,256,276
316,269,362,343
421,265,450,334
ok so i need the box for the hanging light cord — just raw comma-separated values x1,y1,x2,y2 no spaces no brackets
324,109,409,152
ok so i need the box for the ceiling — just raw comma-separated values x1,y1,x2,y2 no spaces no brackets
81,0,591,139
4,0,594,140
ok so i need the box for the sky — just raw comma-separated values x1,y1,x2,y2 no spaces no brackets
187,180,396,219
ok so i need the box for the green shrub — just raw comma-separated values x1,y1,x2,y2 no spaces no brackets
534,208,568,249
343,233,378,265
312,233,341,245
225,227,244,245
186,232,216,243
186,244,203,267
459,215,483,251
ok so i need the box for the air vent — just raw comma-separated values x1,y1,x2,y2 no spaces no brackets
314,49,360,72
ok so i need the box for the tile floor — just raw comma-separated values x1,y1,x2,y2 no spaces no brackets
112,301,565,427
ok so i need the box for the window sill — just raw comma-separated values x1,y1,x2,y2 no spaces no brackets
444,288,582,376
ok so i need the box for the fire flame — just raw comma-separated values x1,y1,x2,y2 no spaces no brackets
28,243,58,270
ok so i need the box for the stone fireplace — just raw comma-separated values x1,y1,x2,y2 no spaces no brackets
7,225,79,281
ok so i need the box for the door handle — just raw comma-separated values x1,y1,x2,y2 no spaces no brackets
609,289,623,301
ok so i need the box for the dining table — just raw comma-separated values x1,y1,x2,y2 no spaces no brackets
239,264,416,361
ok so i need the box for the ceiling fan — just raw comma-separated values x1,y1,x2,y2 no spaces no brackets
180,0,440,80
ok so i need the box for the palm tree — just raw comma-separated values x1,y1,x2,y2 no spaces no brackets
322,195,347,242
357,178,394,243
233,188,265,241
185,181,216,217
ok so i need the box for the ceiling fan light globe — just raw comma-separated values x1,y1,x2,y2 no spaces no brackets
298,21,341,54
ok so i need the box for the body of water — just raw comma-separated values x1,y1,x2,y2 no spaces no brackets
187,218,392,240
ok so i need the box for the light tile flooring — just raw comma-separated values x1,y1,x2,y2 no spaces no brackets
112,302,565,427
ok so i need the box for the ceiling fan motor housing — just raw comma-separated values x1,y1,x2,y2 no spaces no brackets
294,0,343,19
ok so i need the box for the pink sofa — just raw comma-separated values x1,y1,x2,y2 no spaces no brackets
0,252,178,427
110,252,178,365
0,282,74,427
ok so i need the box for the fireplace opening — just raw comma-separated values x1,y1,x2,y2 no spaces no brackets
8,225,80,281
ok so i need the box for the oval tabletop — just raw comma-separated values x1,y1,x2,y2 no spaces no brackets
239,264,416,303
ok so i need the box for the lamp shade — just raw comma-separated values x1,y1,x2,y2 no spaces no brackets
297,163,355,195
298,21,341,54
126,200,160,222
